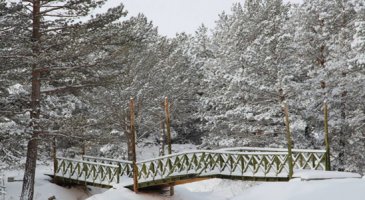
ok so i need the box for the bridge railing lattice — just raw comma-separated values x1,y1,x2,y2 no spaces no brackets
82,155,133,177
136,150,291,181
220,147,327,170
55,157,121,185
53,147,328,187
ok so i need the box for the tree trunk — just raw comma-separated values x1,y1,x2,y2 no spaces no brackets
130,98,138,193
338,90,347,169
20,135,39,200
164,97,174,196
20,0,41,199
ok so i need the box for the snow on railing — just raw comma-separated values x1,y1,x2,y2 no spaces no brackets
82,155,132,164
82,155,133,177
220,147,326,153
55,157,121,185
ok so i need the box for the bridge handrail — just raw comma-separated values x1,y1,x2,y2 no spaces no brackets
53,147,329,188
57,157,119,168
82,155,133,164
220,147,326,153
136,150,288,164
292,149,326,153
78,148,326,165
55,157,121,185
220,147,288,152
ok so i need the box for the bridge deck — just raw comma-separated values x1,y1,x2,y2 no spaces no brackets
48,173,290,190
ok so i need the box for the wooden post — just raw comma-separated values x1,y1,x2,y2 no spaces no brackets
324,101,331,171
283,102,293,179
117,164,121,184
130,97,138,193
52,137,57,183
164,97,174,196
125,114,133,161
165,97,172,155
159,113,165,156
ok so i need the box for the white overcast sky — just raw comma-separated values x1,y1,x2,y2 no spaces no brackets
102,0,303,37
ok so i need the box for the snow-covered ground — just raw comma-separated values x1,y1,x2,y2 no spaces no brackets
2,163,365,200
88,179,257,200
88,176,365,200
2,165,100,200
233,178,365,200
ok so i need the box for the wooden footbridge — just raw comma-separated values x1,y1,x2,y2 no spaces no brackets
51,147,329,190
50,99,332,194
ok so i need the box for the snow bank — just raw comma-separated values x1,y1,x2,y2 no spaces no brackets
87,187,161,200
88,179,257,200
234,178,365,200
87,171,365,200
3,165,98,200
90,178,365,200
294,170,362,180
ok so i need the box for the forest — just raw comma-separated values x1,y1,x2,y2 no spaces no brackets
0,0,364,198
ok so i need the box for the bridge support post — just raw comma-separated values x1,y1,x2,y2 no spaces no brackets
130,97,138,193
164,97,174,196
159,113,165,156
324,101,331,171
283,103,293,179
117,164,121,184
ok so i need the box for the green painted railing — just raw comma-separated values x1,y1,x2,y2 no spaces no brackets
136,150,290,181
55,157,121,185
82,155,133,177
54,147,328,187
220,147,328,170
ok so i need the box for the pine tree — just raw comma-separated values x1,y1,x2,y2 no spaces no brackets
0,0,30,166
0,0,127,199
293,0,362,169
199,0,291,147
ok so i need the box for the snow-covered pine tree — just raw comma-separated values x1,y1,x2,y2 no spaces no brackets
0,0,30,167
1,0,128,199
351,0,365,66
199,0,291,147
293,0,363,170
